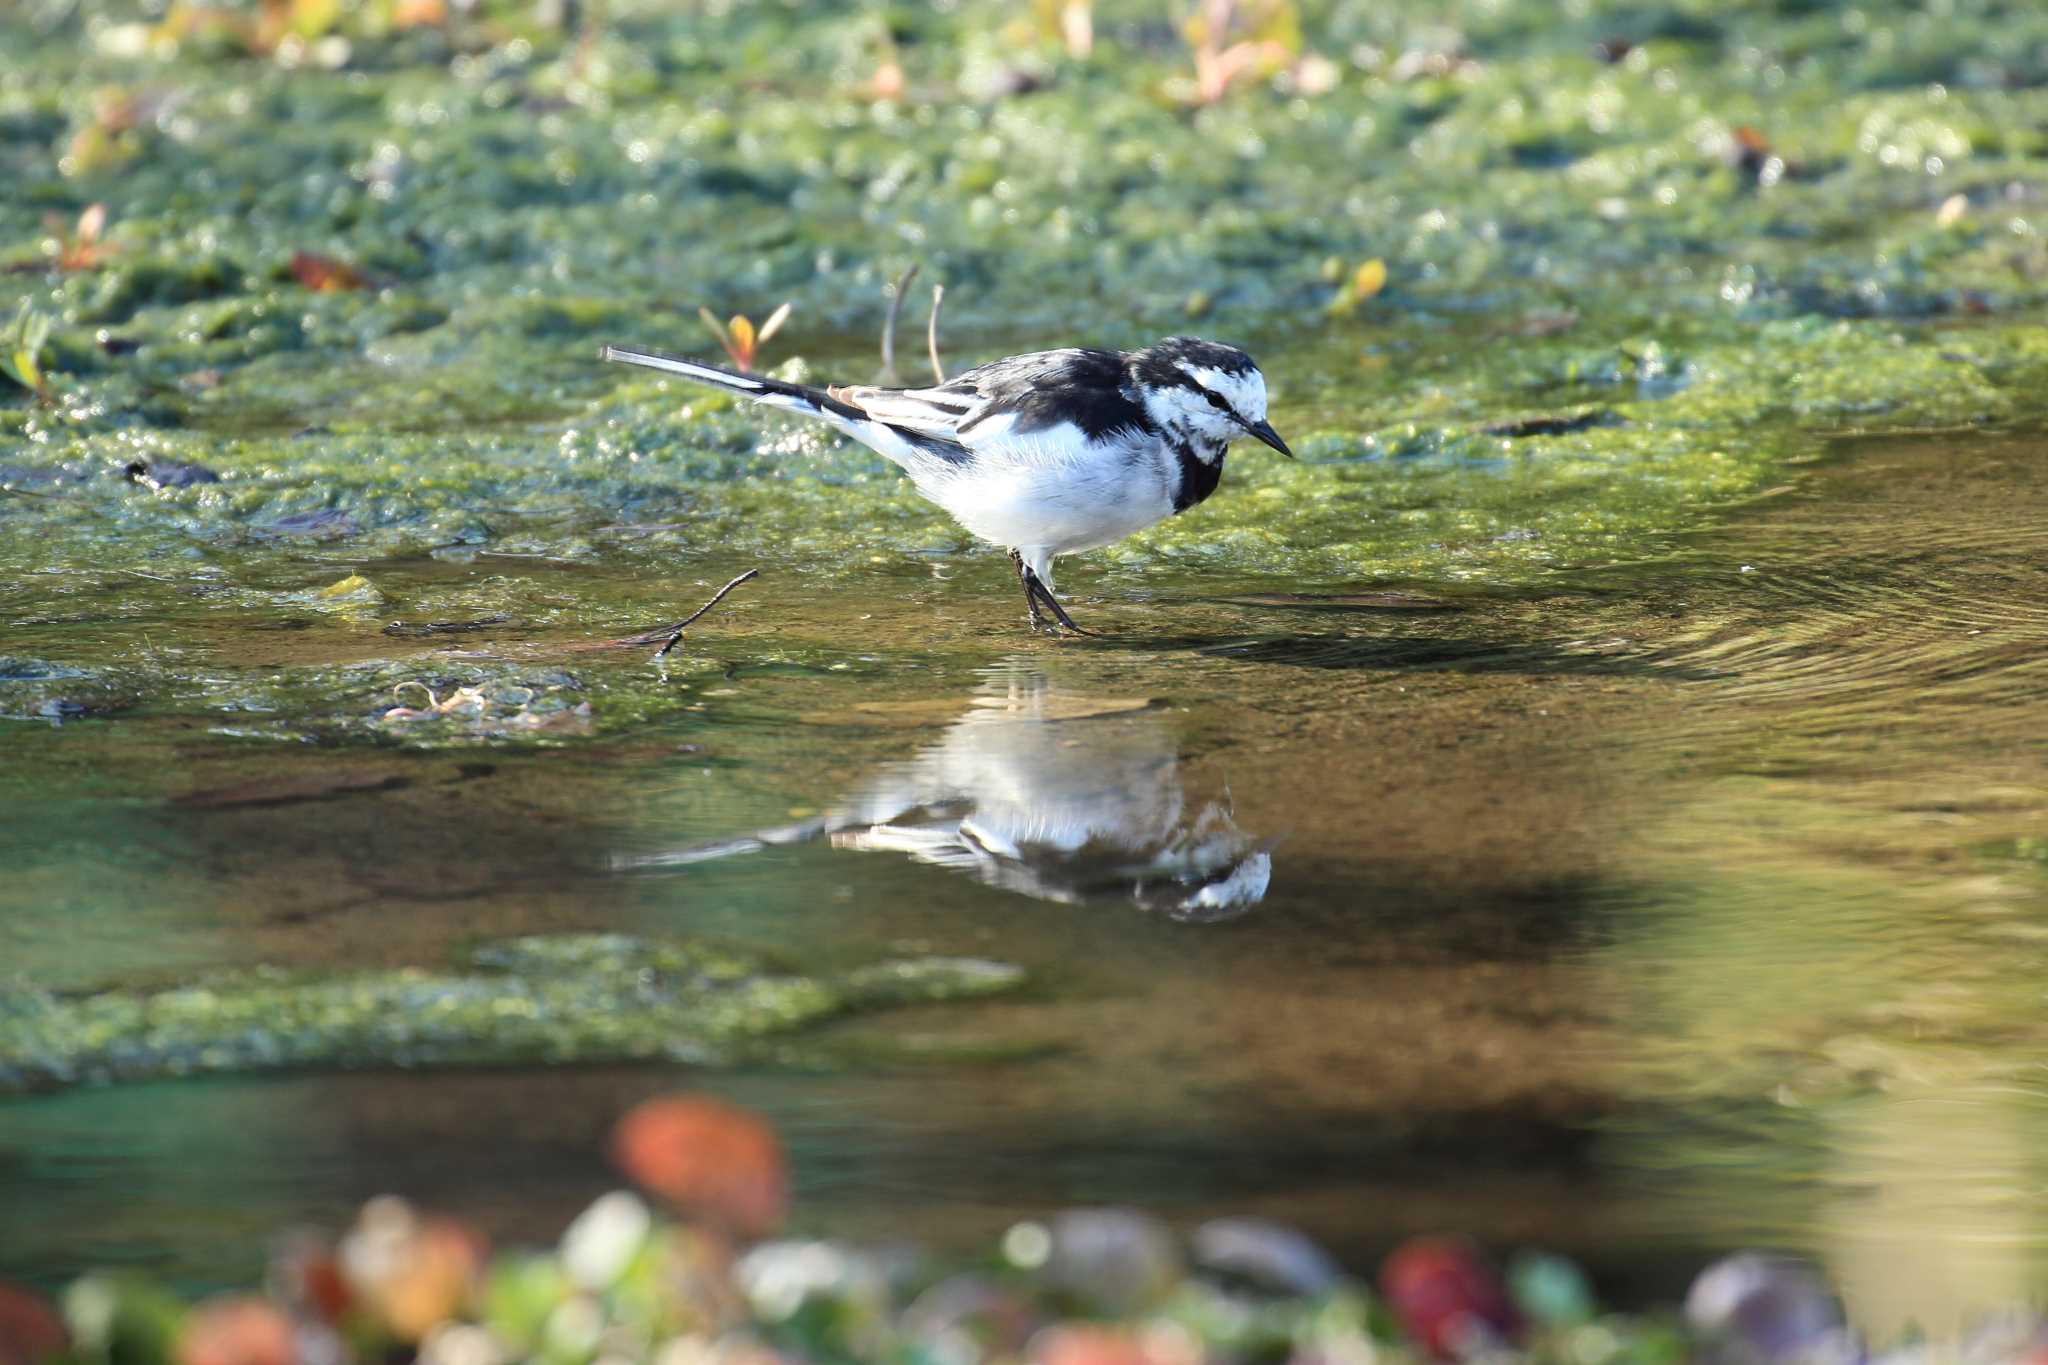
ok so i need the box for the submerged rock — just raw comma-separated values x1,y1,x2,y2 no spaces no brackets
0,933,1024,1094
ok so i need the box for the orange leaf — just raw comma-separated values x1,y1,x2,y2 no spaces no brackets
175,1299,295,1365
612,1094,788,1240
289,250,367,292
1029,1326,1153,1365
870,60,907,102
727,314,756,370
391,0,446,29
1353,258,1387,299
379,1220,484,1342
339,1202,486,1344
0,1283,67,1365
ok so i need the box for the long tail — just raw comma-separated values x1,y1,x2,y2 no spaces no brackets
600,344,868,422
600,343,968,474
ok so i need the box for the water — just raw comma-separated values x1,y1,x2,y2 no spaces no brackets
7,0,2048,1331
6,426,2046,1336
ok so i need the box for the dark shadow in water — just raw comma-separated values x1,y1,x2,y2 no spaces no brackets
1116,625,1718,679
614,659,1272,921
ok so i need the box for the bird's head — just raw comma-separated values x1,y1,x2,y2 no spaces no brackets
1129,336,1292,458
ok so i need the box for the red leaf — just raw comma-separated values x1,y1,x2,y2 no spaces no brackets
1381,1237,1521,1360
289,251,367,293
0,1283,68,1365
611,1095,788,1240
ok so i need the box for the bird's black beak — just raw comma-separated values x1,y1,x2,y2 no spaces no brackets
1244,418,1293,458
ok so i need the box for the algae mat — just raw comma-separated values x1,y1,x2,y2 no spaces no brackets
0,934,1023,1092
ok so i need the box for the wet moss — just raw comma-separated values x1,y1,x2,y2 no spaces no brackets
0,933,1025,1092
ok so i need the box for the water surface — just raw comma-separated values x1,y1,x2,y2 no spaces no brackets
7,0,2048,1337
7,428,2048,1339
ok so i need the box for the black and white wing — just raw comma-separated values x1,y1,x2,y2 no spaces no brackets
830,347,1155,454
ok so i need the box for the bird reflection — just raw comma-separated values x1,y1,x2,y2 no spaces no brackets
618,661,1270,921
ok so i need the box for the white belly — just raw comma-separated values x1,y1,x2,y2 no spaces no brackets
924,453,1176,558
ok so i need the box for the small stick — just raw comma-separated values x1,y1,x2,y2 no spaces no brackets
880,265,919,382
614,569,761,660
927,282,947,383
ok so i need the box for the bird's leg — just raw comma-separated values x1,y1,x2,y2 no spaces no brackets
1009,549,1091,634
1030,575,1087,634
1010,549,1050,629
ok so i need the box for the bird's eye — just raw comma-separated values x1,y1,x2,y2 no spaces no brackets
1199,389,1232,412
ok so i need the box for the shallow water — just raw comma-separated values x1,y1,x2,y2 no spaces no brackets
6,0,2048,1338
5,427,2048,1338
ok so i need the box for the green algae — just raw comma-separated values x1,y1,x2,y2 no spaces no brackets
3,0,2047,640
0,932,1025,1093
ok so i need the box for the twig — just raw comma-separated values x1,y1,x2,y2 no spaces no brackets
614,569,761,660
880,265,919,382
927,283,947,383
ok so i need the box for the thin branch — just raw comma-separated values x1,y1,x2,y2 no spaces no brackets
927,283,947,383
879,264,919,382
612,569,761,659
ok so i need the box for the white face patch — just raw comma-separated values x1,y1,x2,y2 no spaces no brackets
1175,362,1268,423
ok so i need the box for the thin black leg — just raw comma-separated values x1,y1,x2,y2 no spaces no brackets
1009,549,1090,634
1010,550,1048,629
1033,577,1086,634
1025,569,1087,634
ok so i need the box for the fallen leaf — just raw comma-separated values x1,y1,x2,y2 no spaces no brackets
390,0,445,28
727,314,756,369
175,1298,295,1365
340,1200,487,1344
1382,1237,1521,1360
51,204,111,271
290,250,367,292
269,1236,353,1325
1028,1325,1151,1365
869,59,907,102
380,1219,484,1342
0,1283,67,1365
612,1094,787,1240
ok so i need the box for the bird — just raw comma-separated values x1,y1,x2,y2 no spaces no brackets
611,660,1271,921
599,335,1293,632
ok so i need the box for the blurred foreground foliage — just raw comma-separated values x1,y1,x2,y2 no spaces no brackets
8,1090,2025,1365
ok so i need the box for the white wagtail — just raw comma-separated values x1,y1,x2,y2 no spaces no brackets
599,335,1293,632
613,661,1271,920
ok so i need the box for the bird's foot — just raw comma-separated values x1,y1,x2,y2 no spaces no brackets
1026,574,1089,636
1011,549,1089,635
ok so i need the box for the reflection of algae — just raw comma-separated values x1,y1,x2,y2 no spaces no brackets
0,933,1024,1093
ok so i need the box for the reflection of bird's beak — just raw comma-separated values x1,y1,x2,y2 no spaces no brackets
1244,418,1293,459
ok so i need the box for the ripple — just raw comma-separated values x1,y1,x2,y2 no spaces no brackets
1637,437,2048,730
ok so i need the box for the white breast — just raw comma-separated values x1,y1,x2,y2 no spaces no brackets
913,417,1177,558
